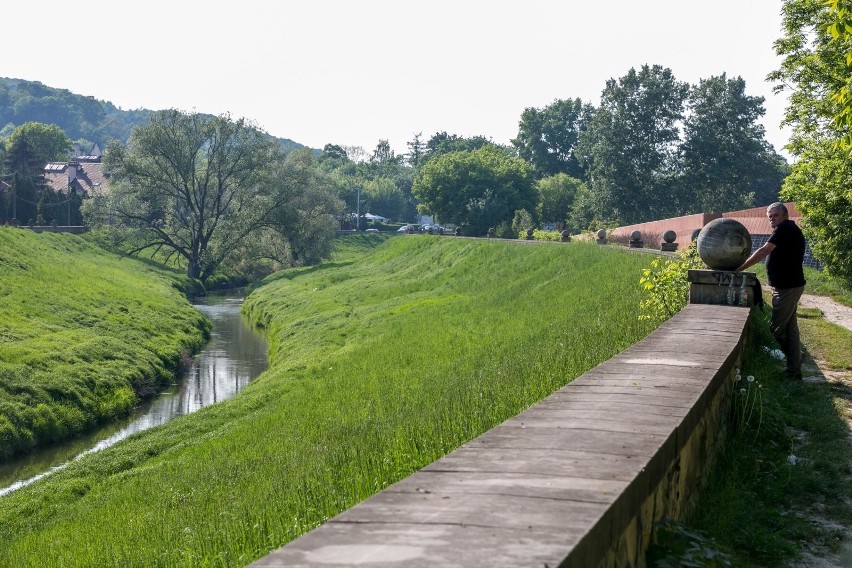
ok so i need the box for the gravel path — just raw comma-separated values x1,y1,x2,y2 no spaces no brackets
800,294,852,333
789,294,852,567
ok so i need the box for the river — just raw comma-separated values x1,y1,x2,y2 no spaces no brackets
0,291,268,497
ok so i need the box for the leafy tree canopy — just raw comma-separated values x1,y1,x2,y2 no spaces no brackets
577,64,688,225
4,122,71,165
88,110,327,282
680,74,788,213
772,0,852,285
412,144,535,236
0,77,303,151
422,132,497,164
535,173,586,229
512,98,594,180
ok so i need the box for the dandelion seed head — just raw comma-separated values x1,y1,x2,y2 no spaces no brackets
747,375,755,382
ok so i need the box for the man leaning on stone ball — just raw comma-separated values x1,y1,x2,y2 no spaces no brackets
736,202,807,380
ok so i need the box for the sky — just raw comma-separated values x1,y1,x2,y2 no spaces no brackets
4,1,791,158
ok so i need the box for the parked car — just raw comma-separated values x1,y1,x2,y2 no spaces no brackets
425,225,444,234
397,225,411,233
365,228,379,233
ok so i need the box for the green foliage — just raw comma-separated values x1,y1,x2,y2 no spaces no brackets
648,518,733,567
3,122,71,164
318,142,416,224
531,229,563,241
683,310,852,566
576,65,786,225
782,140,852,286
412,144,535,235
801,266,852,306
825,0,852,150
89,111,337,282
732,369,765,439
512,98,594,180
639,243,705,323
511,208,534,237
772,0,852,284
0,77,303,151
421,131,495,164
680,75,788,212
1,124,78,225
0,228,208,459
578,64,689,224
0,237,658,566
535,173,586,228
0,78,145,145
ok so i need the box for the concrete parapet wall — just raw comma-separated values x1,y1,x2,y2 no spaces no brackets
251,304,752,568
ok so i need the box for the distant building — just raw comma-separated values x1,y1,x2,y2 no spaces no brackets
43,161,108,198
69,142,103,162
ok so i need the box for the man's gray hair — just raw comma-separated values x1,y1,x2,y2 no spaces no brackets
767,202,788,215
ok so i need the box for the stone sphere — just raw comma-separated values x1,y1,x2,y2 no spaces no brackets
596,229,607,239
663,230,677,243
696,218,752,270
630,230,642,241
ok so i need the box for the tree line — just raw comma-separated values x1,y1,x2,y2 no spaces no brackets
0,63,797,284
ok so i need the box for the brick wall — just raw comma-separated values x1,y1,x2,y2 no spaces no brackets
607,203,821,270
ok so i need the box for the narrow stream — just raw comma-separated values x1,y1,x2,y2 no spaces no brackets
0,291,268,497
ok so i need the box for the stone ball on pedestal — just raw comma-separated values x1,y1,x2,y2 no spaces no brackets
663,230,677,243
696,218,752,270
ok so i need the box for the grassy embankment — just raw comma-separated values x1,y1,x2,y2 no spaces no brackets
0,228,210,460
0,234,658,567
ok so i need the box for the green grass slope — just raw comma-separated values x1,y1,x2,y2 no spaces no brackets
0,234,658,567
0,228,209,459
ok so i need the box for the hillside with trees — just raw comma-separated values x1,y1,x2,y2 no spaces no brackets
0,77,303,151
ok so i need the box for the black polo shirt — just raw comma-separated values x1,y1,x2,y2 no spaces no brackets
766,219,806,288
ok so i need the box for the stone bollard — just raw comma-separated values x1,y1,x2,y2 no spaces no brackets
629,230,643,248
596,228,608,245
487,227,495,239
688,219,755,307
455,227,461,236
525,228,534,240
561,230,571,242
660,230,678,252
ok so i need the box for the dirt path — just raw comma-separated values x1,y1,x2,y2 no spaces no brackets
800,294,852,333
791,294,852,568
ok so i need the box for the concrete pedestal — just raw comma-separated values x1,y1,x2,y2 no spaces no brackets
688,269,758,307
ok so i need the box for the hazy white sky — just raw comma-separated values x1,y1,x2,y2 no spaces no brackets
4,1,791,157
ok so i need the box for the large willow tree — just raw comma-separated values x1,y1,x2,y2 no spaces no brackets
92,110,291,281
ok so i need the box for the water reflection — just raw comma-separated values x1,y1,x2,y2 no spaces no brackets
0,292,268,496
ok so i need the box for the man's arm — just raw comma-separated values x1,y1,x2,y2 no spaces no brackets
737,242,775,272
